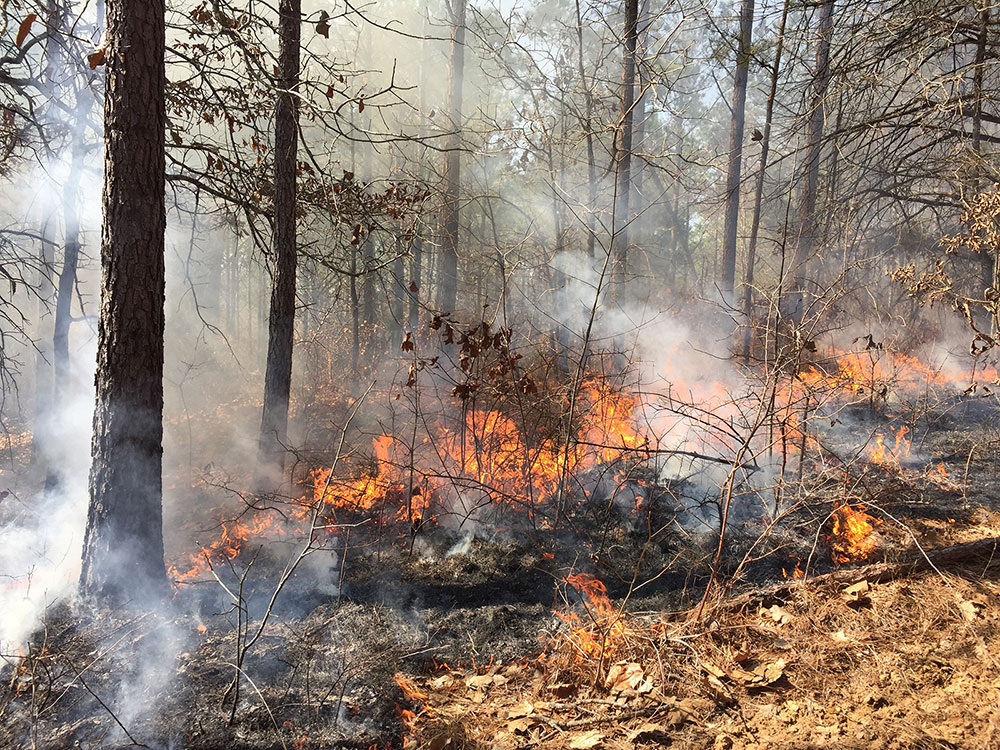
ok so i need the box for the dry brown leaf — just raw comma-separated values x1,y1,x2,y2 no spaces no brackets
87,48,106,69
605,662,645,693
506,717,535,734
842,580,871,605
16,14,36,48
631,722,671,743
507,700,534,719
701,662,727,679
568,729,604,748
956,598,980,622
465,674,493,689
761,604,793,624
548,682,578,698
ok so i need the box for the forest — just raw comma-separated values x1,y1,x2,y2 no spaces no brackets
2,0,1000,747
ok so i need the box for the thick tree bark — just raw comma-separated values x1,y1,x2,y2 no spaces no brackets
742,0,789,362
720,0,754,308
612,0,639,292
255,0,301,485
80,0,168,602
785,0,835,320
438,0,466,314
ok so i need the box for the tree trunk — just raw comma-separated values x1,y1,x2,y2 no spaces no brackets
972,7,995,312
255,0,301,486
575,0,598,259
44,139,84,491
785,0,835,320
438,0,466,314
742,0,789,362
80,0,168,603
612,0,639,292
720,0,754,309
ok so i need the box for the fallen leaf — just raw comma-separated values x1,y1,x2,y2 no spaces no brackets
548,682,578,698
631,722,671,743
568,730,604,748
605,662,645,693
506,717,535,734
830,629,850,642
16,14,36,48
956,598,980,622
842,580,872,607
701,662,727,679
465,674,493,689
507,700,534,719
761,604,793,624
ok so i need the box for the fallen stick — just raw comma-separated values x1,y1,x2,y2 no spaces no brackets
717,535,1000,613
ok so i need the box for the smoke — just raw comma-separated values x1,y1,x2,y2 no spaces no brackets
0,338,95,651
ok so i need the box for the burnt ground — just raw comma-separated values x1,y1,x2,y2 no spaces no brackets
3,392,1000,748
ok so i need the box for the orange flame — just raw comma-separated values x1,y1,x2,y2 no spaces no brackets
831,504,881,562
557,573,626,659
867,426,910,472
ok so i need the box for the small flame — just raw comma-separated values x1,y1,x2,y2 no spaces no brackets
831,504,881,562
557,573,626,660
867,426,910,472
782,558,804,579
394,673,431,743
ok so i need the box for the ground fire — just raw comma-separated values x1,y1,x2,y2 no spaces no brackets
6,3,1000,745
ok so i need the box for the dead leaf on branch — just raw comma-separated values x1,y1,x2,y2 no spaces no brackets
316,10,330,37
87,48,106,69
16,14,36,48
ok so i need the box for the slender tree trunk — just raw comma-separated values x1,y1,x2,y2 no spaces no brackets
255,0,301,485
80,0,168,602
438,0,466,314
742,0,789,363
44,139,84,491
409,11,430,330
391,231,405,340
720,0,754,309
30,220,55,475
575,0,598,259
612,0,639,292
631,0,650,249
972,7,995,307
785,0,835,320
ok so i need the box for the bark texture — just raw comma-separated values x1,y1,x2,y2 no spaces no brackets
256,0,301,484
80,0,168,602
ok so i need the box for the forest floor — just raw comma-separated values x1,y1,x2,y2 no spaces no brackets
3,390,1000,748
